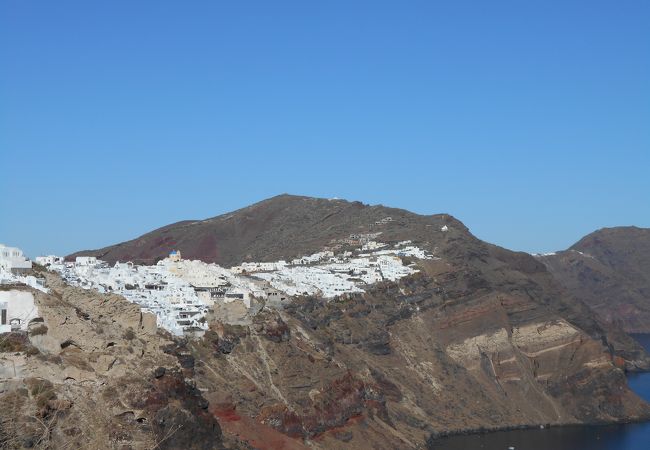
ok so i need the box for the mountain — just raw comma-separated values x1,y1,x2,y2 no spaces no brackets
68,194,463,266
538,227,650,333
12,195,647,448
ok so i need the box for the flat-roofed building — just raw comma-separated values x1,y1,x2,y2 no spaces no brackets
0,244,32,274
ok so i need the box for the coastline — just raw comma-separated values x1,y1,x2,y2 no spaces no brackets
427,415,650,442
427,333,650,448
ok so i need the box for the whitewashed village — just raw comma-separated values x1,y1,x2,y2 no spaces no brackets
1,231,440,337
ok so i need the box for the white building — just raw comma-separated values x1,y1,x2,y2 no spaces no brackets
231,260,287,274
75,256,98,266
0,290,40,333
168,250,182,262
0,244,32,273
362,241,388,251
35,255,64,266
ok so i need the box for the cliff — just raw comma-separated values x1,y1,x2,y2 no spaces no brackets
539,227,650,333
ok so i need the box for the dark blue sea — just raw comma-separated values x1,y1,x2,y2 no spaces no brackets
429,334,650,450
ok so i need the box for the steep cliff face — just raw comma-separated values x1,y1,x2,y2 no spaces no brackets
539,227,650,333
180,239,650,448
176,255,650,449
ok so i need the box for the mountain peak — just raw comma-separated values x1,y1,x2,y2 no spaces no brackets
571,226,650,252
69,195,465,266
541,225,650,333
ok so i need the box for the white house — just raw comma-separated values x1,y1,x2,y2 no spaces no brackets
35,255,64,266
0,290,40,333
0,244,32,274
75,256,98,266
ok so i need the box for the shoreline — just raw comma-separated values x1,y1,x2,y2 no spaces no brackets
429,353,650,444
427,415,650,442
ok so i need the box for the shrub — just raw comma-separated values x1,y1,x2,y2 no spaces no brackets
29,324,48,337
35,389,56,408
122,327,136,340
25,378,54,397
25,346,40,356
0,332,30,353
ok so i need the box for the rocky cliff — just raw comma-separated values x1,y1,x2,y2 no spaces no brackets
183,253,650,448
539,227,650,333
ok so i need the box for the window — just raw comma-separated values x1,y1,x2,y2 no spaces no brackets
1,309,6,325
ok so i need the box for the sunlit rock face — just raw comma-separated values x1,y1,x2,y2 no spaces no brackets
0,274,226,450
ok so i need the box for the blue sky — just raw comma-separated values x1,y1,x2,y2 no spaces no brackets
1,0,649,258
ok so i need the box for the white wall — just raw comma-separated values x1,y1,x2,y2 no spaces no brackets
0,290,40,332
75,256,97,265
36,255,63,266
0,244,32,270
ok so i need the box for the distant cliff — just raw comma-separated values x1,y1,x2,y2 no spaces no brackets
539,227,650,333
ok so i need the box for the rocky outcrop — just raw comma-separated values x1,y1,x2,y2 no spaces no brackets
129,369,223,450
0,276,227,450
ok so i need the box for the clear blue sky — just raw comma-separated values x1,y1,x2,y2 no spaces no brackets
1,1,649,258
